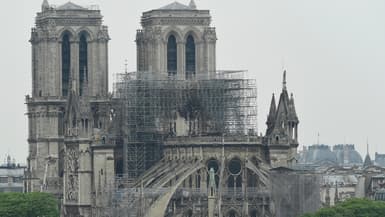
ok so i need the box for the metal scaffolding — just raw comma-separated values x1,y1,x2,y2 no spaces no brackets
112,70,258,179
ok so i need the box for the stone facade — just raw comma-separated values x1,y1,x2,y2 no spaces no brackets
26,1,113,216
136,2,216,79
317,165,385,206
298,144,363,168
0,155,25,193
26,1,320,217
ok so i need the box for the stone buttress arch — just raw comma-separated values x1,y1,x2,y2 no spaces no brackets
245,160,270,187
144,162,204,217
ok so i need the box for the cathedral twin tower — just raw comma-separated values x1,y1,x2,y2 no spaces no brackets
30,1,109,99
26,1,300,217
26,0,219,216
136,0,217,79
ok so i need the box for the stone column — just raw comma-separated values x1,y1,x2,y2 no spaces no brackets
70,40,79,92
47,39,59,96
195,41,204,79
57,41,63,97
177,41,185,80
87,40,94,96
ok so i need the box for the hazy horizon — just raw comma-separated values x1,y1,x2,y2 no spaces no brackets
0,0,384,164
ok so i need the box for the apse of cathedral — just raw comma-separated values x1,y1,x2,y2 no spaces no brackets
25,1,320,217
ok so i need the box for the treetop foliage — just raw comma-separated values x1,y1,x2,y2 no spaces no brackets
0,192,59,217
301,198,385,217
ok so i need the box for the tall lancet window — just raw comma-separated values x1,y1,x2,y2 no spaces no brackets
79,33,88,96
167,35,177,76
62,33,71,97
185,35,196,79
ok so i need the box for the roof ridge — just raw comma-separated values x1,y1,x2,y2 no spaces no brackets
57,1,86,10
158,1,193,10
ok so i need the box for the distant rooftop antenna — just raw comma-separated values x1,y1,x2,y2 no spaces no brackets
281,56,285,71
317,132,320,145
124,59,128,74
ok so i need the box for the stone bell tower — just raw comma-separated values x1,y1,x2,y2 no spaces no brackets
26,0,110,207
265,71,299,168
136,0,217,80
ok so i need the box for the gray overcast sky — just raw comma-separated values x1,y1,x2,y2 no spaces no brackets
0,0,384,163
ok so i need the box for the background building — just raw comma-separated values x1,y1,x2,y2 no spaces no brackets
0,155,25,193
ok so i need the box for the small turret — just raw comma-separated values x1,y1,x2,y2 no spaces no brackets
363,140,373,167
288,93,298,122
6,155,11,166
265,70,299,168
266,94,276,135
189,0,197,9
42,0,49,12
334,181,339,204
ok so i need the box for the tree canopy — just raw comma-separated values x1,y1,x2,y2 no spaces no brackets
0,192,59,217
302,198,385,217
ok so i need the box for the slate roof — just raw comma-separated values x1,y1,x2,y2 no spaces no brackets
300,145,338,165
333,145,363,165
57,1,86,10
158,1,193,10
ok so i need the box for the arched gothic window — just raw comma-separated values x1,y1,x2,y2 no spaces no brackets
79,33,88,96
185,210,193,217
62,33,71,97
185,35,196,79
250,210,258,217
228,210,237,217
167,35,177,76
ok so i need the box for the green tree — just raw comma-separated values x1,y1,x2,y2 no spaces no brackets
301,198,385,217
0,192,59,217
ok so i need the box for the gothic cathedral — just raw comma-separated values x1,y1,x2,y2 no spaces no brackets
26,1,317,217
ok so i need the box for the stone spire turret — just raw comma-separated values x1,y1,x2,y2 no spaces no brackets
282,70,287,91
334,181,339,205
189,0,197,9
288,93,298,122
363,139,373,167
42,0,49,11
266,94,276,135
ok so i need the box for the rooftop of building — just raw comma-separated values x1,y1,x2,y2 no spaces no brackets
375,152,385,167
39,0,100,13
0,155,26,170
158,1,196,10
299,144,363,166
299,144,337,165
333,144,363,165
141,0,210,25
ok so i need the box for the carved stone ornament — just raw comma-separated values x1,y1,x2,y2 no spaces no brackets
204,27,217,43
65,145,79,202
97,26,110,42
